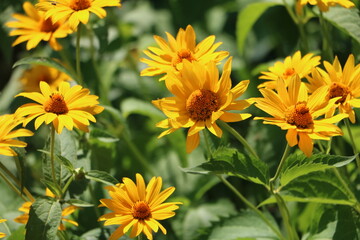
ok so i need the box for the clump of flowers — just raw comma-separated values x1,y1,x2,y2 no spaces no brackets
15,81,104,134
99,173,181,240
152,58,252,153
140,25,229,81
5,1,72,50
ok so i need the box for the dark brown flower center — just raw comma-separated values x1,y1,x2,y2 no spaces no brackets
327,82,350,104
41,18,60,32
186,89,219,121
44,93,69,115
285,102,313,129
283,68,295,79
132,201,151,220
172,49,197,67
69,0,91,11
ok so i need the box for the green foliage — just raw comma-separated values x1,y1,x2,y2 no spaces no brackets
25,197,62,240
85,170,119,185
184,147,270,187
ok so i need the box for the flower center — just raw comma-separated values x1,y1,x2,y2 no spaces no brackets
283,68,295,79
69,0,91,11
44,94,69,115
40,18,59,32
132,201,151,220
186,89,219,121
327,82,350,104
285,102,314,129
172,49,197,67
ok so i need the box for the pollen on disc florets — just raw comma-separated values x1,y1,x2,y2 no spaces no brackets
327,82,351,104
40,18,59,32
132,201,152,220
69,0,91,11
172,49,197,67
285,102,314,129
44,93,69,115
186,89,219,121
283,68,295,79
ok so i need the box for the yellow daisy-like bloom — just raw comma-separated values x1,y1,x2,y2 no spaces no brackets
140,25,229,81
15,81,104,134
254,75,347,157
259,51,321,89
99,173,181,240
5,1,72,51
306,54,360,123
152,58,252,153
0,219,7,238
20,65,70,92
296,0,355,13
0,114,33,157
36,0,121,30
14,189,78,230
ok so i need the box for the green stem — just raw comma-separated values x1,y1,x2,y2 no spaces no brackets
202,130,213,158
0,170,27,202
50,125,57,187
326,137,333,154
76,24,84,86
270,144,291,188
88,183,101,220
344,118,360,171
218,121,260,160
218,175,285,240
0,217,11,237
274,193,299,240
61,176,74,199
0,161,34,202
319,12,333,61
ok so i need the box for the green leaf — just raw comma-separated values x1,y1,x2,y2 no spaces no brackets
183,148,270,187
25,197,62,240
13,57,78,82
56,155,75,173
209,210,279,240
8,225,25,240
279,153,356,189
236,1,282,54
66,199,94,207
90,128,119,143
85,170,119,185
40,179,62,198
323,7,360,46
121,97,163,120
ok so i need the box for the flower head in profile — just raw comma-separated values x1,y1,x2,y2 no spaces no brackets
153,58,252,153
14,188,78,230
259,51,320,89
15,81,104,134
141,25,229,81
0,219,7,238
20,65,70,92
5,1,72,51
254,75,347,157
0,114,33,157
99,173,181,240
306,54,360,123
296,0,355,13
36,0,122,30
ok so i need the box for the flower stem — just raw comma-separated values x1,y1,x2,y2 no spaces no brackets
76,24,84,86
202,130,213,158
218,175,285,240
61,175,74,199
344,118,360,171
269,144,291,187
0,169,27,202
218,121,260,160
50,125,57,187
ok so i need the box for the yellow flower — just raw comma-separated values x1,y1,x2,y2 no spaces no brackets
15,81,104,134
152,58,252,153
99,173,181,240
0,114,33,157
253,75,347,157
296,0,355,13
14,189,78,230
36,0,122,30
140,25,229,81
5,1,72,51
259,51,320,89
20,65,70,92
306,54,360,123
0,219,7,238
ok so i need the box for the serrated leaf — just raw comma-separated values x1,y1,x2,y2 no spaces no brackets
279,153,356,188
209,210,279,240
183,148,269,187
237,1,282,54
66,199,93,207
85,170,118,185
13,57,78,82
323,7,360,46
25,197,62,240
40,179,62,198
56,155,75,173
